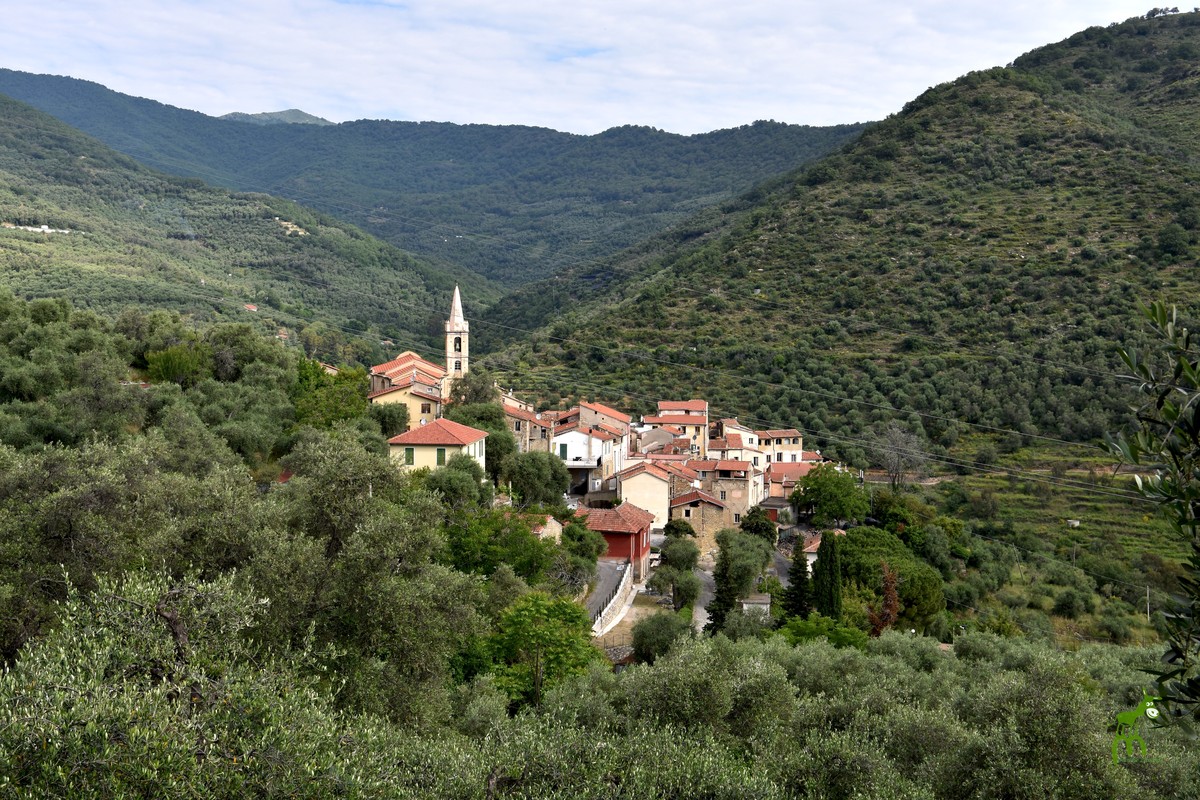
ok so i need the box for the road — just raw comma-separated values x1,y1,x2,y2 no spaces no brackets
586,559,626,620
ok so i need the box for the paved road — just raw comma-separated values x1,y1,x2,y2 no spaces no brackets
586,559,626,619
773,550,794,588
691,565,716,631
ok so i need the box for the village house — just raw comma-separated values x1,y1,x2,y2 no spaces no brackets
577,502,655,581
552,419,625,495
367,351,446,428
668,489,726,552
755,428,806,464
368,286,471,428
642,399,709,457
504,403,553,453
686,457,765,529
387,417,488,472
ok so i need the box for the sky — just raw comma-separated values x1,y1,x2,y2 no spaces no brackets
2,1,1160,135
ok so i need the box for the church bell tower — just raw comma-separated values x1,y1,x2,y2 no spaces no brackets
444,285,469,398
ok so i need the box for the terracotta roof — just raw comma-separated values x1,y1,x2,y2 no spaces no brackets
686,459,718,471
371,351,446,381
577,502,655,534
658,400,708,413
670,490,725,508
756,429,802,440
387,417,488,446
368,373,442,400
505,405,550,425
554,422,617,442
802,451,824,462
802,529,846,554
709,433,744,451
714,460,752,472
644,414,708,426
767,462,817,482
646,453,690,462
580,400,632,424
615,462,670,482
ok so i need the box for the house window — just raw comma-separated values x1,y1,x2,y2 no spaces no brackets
541,428,548,439
436,448,446,466
720,490,727,501
753,456,759,466
734,513,741,524
791,454,798,462
683,509,692,518
404,447,414,465
421,403,432,414
559,443,568,459
766,454,771,463
514,420,522,431
453,336,462,352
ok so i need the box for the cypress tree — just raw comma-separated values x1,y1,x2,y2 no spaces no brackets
812,533,842,620
782,552,814,619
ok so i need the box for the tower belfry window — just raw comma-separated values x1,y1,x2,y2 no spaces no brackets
454,360,462,371
454,336,462,352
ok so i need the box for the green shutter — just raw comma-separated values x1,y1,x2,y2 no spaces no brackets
436,448,446,466
404,447,414,465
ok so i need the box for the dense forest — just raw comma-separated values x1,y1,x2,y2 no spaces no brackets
0,68,867,287
0,292,1196,797
482,11,1200,466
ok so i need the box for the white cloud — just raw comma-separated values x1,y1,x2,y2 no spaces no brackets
1,0,1155,133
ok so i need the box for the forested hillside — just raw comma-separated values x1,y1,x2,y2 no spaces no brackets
0,292,1196,797
484,11,1200,465
0,68,866,286
0,93,493,364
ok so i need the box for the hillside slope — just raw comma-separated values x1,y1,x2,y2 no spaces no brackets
485,11,1200,463
0,93,493,363
0,69,866,287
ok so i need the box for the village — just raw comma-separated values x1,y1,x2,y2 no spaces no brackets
364,287,841,638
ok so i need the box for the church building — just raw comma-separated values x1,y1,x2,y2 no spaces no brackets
367,286,470,428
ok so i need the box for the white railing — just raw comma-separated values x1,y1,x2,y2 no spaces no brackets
591,561,634,636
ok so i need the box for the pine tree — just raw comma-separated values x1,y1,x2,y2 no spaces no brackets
812,533,842,621
782,553,813,619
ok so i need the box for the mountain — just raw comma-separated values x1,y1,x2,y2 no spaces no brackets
483,11,1200,463
0,69,866,287
0,92,498,364
219,109,333,126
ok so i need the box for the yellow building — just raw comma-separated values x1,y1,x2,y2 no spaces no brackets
387,417,488,472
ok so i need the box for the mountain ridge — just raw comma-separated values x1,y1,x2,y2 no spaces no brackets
0,68,867,287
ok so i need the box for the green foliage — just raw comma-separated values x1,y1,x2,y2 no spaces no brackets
705,529,774,633
447,367,500,406
812,532,844,621
631,611,694,664
782,552,815,619
738,504,778,544
663,517,697,539
0,72,865,289
1108,301,1200,729
501,450,570,508
489,591,601,707
777,611,869,649
793,464,869,526
840,526,947,631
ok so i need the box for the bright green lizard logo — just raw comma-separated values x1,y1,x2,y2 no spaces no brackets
1111,690,1160,765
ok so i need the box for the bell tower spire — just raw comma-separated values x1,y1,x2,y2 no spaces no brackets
444,285,469,398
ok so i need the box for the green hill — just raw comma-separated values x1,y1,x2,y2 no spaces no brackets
0,92,496,364
483,11,1200,463
0,69,866,287
219,109,333,126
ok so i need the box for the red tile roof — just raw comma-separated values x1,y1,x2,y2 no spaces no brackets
504,405,550,426
670,490,724,508
371,351,446,381
756,429,802,440
714,460,752,472
615,462,670,482
578,502,655,534
387,417,488,446
658,400,708,413
367,372,442,400
767,462,817,483
644,414,708,427
580,400,632,424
